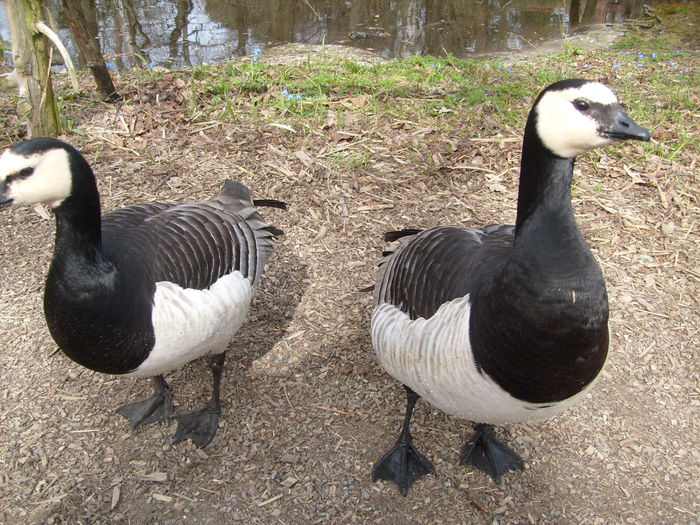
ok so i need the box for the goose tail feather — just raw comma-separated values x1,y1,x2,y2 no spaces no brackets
253,198,288,210
384,228,422,242
217,180,286,237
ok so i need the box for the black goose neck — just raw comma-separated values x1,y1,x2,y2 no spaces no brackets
51,152,103,265
514,117,576,235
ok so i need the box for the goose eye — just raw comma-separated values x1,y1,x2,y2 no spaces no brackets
573,99,590,111
5,166,33,184
18,167,34,178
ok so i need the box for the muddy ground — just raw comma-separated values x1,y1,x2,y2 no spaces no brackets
0,40,698,525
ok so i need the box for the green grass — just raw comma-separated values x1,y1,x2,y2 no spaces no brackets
195,61,270,94
330,150,371,171
175,45,697,161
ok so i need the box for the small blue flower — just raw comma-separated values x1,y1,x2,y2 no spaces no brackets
636,62,644,68
674,49,682,54
506,67,513,72
281,89,302,101
651,52,657,59
583,63,590,69
613,63,621,69
252,48,262,62
637,52,645,58
679,70,686,75
669,61,677,67
497,63,504,69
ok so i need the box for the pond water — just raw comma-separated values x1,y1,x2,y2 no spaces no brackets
1,0,645,70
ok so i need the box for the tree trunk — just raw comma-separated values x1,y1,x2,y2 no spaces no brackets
582,0,599,25
61,0,120,101
5,0,61,137
569,0,581,29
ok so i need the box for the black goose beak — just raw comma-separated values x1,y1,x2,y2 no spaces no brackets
605,111,651,142
0,182,11,208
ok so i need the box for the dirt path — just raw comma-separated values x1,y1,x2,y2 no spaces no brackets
1,53,698,525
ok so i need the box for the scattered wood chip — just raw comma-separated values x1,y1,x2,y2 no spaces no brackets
33,204,51,220
281,476,298,488
138,471,168,482
661,221,675,235
280,453,299,463
257,493,283,507
313,405,350,415
470,497,488,512
111,485,121,511
269,122,296,133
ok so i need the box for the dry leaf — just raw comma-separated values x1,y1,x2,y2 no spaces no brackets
487,183,507,193
340,95,368,109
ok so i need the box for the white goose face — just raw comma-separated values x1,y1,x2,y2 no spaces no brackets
535,81,626,158
0,145,73,208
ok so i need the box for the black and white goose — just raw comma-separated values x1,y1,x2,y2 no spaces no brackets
0,138,285,448
371,79,650,495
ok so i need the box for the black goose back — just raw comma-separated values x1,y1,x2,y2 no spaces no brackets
374,225,514,320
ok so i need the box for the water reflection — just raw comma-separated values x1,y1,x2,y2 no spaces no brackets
0,0,645,69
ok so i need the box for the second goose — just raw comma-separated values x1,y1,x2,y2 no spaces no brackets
371,79,650,495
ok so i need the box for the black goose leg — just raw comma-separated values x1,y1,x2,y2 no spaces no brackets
116,375,174,430
460,423,524,483
372,385,435,496
172,352,226,448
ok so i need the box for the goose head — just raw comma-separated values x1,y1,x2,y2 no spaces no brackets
0,138,79,209
532,79,650,158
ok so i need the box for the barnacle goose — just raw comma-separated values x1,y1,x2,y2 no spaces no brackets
371,79,650,495
0,138,285,448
